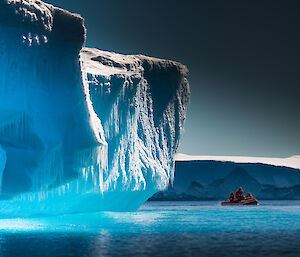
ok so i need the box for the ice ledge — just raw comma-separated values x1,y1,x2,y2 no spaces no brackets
81,48,188,78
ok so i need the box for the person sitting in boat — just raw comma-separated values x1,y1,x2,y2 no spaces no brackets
235,187,246,201
246,192,253,199
229,192,235,201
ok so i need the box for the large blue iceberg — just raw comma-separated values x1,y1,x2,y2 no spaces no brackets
0,0,190,217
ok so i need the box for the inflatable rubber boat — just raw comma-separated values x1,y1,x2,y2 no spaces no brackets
221,198,259,206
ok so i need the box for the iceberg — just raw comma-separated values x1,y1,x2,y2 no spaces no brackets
0,0,190,217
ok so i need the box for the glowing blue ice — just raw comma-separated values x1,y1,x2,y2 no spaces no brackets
0,0,190,217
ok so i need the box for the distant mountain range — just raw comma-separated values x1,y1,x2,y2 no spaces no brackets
149,155,300,201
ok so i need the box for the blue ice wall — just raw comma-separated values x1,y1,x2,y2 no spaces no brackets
0,0,190,216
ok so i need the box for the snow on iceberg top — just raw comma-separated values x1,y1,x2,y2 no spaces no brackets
175,153,300,170
80,48,189,78
0,0,85,45
81,48,143,77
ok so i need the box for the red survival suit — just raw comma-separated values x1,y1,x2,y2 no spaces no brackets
229,192,235,201
235,187,246,201
246,192,253,199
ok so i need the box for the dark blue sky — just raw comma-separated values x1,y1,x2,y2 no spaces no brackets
48,0,300,157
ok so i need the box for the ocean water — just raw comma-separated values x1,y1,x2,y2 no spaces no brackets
0,201,300,257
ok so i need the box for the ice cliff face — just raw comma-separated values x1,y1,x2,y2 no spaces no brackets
0,0,190,216
81,48,189,193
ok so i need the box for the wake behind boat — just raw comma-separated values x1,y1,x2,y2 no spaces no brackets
221,187,259,206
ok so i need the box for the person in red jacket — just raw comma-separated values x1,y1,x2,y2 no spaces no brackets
229,192,235,201
235,187,246,201
246,192,253,199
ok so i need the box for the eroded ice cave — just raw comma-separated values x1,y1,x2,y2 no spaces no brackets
0,0,190,216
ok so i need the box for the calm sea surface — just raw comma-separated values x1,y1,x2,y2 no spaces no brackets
0,201,300,257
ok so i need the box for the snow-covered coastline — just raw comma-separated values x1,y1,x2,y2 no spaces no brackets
150,154,300,201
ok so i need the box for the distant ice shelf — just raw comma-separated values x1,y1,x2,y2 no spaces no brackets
175,154,300,170
0,0,190,217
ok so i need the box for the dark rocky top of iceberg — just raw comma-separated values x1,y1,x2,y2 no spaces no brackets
0,0,85,47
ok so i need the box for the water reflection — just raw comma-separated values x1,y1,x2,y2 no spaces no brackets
0,201,299,256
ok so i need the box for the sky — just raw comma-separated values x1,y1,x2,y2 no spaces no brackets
48,0,300,157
